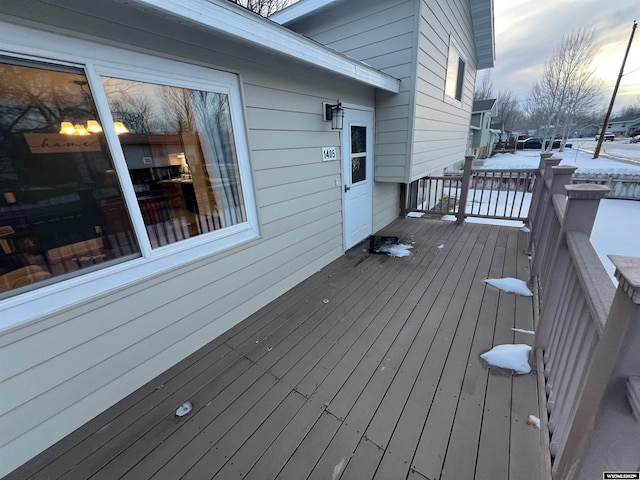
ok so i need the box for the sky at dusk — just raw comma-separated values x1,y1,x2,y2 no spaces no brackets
489,0,639,114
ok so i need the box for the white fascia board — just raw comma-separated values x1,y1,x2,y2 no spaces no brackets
269,0,342,25
470,0,495,70
130,0,400,93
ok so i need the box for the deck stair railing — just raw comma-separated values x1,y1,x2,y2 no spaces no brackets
405,155,537,223
526,160,640,479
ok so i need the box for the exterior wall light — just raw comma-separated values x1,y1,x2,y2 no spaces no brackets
323,101,344,130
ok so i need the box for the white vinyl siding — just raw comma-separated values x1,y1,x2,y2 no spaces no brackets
411,0,476,180
0,17,388,476
282,0,418,183
280,0,480,184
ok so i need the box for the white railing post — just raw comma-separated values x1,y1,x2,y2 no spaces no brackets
456,155,474,224
554,256,640,480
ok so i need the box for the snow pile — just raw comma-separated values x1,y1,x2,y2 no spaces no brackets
175,401,193,417
382,243,413,257
484,277,533,296
528,415,541,429
480,344,532,374
407,212,425,218
520,226,530,233
332,458,346,480
512,328,535,335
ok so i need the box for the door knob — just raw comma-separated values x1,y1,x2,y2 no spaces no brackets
344,185,351,192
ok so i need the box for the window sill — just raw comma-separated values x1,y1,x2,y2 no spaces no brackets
0,224,260,333
443,94,464,108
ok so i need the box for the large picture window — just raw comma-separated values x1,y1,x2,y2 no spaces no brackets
0,60,140,296
0,58,252,298
101,77,246,248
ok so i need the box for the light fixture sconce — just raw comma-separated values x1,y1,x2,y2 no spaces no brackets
323,101,344,130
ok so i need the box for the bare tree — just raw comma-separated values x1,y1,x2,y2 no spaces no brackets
494,90,522,134
227,0,296,16
527,27,603,151
474,70,494,101
615,98,640,117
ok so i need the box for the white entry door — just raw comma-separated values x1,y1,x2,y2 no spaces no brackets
342,107,374,250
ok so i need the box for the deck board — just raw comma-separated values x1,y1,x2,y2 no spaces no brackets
475,228,517,480
5,217,542,480
509,230,541,480
371,226,489,480
411,225,501,479
439,225,506,479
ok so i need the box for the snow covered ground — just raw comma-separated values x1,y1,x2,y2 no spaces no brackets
456,147,640,283
568,137,640,166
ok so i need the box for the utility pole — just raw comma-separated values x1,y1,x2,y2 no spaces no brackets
594,20,637,159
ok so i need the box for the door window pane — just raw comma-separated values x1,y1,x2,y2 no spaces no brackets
351,156,366,184
0,60,139,297
351,126,366,154
351,126,367,184
101,77,247,248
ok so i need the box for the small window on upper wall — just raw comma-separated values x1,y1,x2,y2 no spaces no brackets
445,37,466,104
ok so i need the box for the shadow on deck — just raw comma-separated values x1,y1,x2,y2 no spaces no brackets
8,217,542,480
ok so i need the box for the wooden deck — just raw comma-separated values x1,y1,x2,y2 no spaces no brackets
7,217,542,480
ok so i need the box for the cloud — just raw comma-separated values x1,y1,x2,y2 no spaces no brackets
490,0,639,110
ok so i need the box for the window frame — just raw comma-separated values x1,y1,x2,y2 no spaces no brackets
0,23,259,330
444,36,467,106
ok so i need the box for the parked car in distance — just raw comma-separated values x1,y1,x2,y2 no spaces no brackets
516,137,571,150
630,135,640,144
595,131,615,141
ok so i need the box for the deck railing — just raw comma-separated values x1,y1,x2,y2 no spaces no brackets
526,158,640,479
571,172,640,200
408,152,640,478
405,156,537,223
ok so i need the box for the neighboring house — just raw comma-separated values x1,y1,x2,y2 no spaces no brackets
577,123,600,138
468,98,497,159
0,0,494,475
607,114,640,136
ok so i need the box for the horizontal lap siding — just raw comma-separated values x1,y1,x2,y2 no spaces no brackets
285,0,418,183
0,21,382,477
411,0,476,179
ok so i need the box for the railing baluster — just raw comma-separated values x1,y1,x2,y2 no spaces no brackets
404,158,540,222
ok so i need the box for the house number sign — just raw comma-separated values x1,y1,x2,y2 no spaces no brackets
322,146,337,161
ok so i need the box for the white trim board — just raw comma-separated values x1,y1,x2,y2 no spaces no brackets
126,0,400,93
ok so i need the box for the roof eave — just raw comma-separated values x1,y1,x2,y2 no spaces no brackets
130,0,400,93
470,0,495,70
